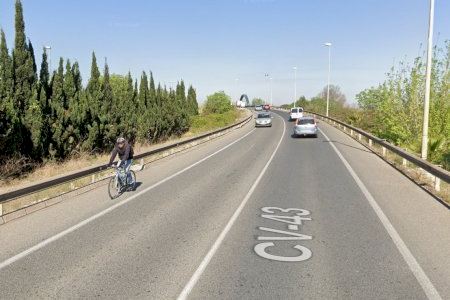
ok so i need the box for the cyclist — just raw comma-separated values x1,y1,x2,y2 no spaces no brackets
108,137,134,185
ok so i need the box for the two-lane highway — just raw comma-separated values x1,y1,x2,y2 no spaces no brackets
0,109,448,299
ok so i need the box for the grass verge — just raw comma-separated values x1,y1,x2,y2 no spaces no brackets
187,109,244,136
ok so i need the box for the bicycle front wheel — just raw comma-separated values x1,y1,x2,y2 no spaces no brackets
108,176,122,199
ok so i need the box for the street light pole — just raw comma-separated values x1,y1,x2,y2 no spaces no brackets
421,0,435,160
324,42,332,117
293,66,297,107
264,73,269,104
270,77,273,106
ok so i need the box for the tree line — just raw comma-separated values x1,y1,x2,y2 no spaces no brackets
0,0,199,170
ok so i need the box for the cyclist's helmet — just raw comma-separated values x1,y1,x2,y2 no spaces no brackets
117,137,126,148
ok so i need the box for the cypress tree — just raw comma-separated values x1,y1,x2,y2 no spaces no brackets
175,80,189,134
148,71,156,108
13,0,36,111
0,29,19,155
159,84,173,139
13,0,37,155
68,61,87,151
84,52,102,150
61,59,78,154
27,40,37,76
49,58,66,157
137,71,151,141
39,48,50,97
101,62,115,145
125,72,137,142
24,85,43,157
138,71,149,110
37,48,52,155
187,85,198,115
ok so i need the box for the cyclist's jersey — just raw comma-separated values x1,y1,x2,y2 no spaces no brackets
109,141,134,166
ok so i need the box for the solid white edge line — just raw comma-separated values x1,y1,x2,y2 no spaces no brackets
0,128,256,271
318,127,442,300
177,114,286,300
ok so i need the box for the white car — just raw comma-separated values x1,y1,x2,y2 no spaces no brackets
289,107,304,121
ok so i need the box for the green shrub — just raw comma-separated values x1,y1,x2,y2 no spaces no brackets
203,91,232,114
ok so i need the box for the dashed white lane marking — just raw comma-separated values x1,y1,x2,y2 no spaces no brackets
177,114,286,300
0,128,257,271
319,128,442,300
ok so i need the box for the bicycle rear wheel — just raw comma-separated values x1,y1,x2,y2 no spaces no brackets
108,176,122,199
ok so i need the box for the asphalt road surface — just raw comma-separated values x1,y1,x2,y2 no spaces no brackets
0,109,449,300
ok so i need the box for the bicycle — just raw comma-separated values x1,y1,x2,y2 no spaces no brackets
108,163,136,199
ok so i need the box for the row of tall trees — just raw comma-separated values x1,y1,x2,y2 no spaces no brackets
0,1,199,166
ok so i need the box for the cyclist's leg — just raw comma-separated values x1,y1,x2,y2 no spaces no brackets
125,159,134,184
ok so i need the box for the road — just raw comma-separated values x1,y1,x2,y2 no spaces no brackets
0,110,449,299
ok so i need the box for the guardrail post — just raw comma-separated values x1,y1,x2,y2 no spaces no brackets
382,146,386,157
402,158,407,166
434,177,441,192
368,139,373,147
91,174,95,183
350,129,353,136
343,126,346,132
358,133,362,141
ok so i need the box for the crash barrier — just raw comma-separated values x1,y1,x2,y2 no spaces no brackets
0,113,253,221
276,108,449,205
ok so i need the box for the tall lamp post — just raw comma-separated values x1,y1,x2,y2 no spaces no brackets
270,77,273,106
264,73,269,104
293,66,297,107
421,0,435,160
324,42,332,117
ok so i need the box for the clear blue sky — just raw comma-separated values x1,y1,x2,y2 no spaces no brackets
0,0,449,105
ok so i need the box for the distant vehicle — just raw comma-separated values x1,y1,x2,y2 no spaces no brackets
293,116,318,138
237,100,247,108
263,104,270,110
255,113,273,127
255,105,263,111
289,107,304,121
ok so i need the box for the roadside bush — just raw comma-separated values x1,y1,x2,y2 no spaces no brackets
203,91,232,114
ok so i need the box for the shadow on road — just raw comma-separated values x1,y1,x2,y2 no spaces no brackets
322,140,373,153
132,182,143,191
290,134,318,139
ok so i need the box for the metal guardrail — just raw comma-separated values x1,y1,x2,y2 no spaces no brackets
0,114,252,203
275,108,450,185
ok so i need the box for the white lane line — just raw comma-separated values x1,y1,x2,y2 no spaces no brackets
319,128,442,300
0,128,256,271
177,115,286,300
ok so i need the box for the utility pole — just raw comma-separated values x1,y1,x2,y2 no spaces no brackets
421,0,435,160
270,77,273,106
293,67,297,107
324,42,332,117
